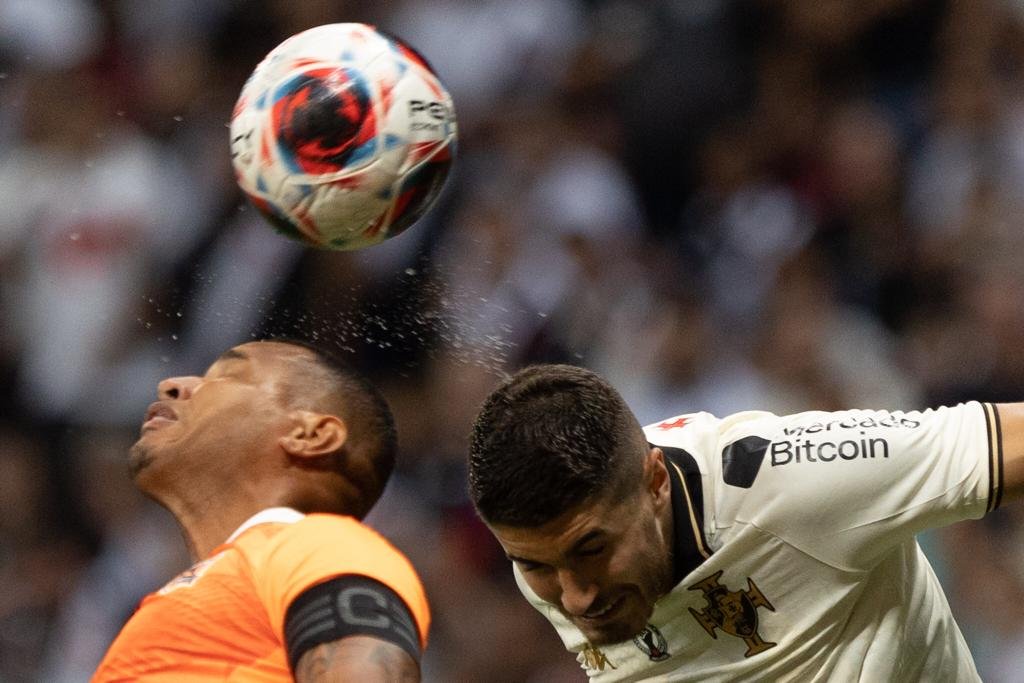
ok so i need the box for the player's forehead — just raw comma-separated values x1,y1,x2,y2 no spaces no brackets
492,494,625,558
209,341,316,374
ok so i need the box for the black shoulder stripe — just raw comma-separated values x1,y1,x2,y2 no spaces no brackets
284,574,421,671
983,403,1004,513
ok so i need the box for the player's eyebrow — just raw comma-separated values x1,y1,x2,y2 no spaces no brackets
505,529,606,565
216,348,249,363
506,552,535,564
567,530,605,556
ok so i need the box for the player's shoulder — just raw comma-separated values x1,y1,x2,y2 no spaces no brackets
229,512,401,566
262,512,400,555
643,411,714,446
286,511,378,535
643,406,943,452
243,512,425,604
643,409,781,456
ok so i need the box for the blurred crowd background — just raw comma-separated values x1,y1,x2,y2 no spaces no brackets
2,0,1024,680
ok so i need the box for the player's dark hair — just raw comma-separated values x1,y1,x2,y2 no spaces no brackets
468,364,645,527
272,337,398,518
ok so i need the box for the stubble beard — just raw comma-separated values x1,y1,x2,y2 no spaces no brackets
128,440,155,479
577,546,675,646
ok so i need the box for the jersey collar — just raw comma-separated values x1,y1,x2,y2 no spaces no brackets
225,507,305,544
658,445,713,583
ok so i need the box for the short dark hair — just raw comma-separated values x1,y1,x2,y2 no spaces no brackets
468,364,645,527
271,337,398,518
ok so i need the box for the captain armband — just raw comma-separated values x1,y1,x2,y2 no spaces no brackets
284,574,421,670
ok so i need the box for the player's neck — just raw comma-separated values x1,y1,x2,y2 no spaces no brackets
160,487,283,561
658,486,676,590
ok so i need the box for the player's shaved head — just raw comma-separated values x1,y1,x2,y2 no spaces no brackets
468,364,646,527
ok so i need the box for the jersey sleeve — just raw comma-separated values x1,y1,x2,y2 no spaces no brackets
249,514,430,652
722,402,1001,571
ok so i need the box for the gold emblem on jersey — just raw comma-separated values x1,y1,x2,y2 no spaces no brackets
581,644,617,671
688,570,776,657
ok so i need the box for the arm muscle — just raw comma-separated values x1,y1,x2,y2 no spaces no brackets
996,403,1024,504
295,636,420,682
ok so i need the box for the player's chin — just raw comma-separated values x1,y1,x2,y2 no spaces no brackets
128,441,158,479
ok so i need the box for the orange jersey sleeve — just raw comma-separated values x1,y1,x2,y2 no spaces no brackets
241,513,430,650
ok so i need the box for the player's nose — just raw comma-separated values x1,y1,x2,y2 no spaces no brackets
557,570,600,617
158,376,202,401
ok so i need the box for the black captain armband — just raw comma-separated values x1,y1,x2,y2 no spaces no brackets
284,575,421,670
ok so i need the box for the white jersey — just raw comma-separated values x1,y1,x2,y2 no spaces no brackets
515,402,1004,681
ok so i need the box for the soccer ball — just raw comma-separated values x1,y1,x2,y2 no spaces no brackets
229,23,457,250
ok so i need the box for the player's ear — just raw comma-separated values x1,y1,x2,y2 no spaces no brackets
279,411,347,460
645,447,671,509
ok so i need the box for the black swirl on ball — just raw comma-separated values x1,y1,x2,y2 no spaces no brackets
274,68,375,174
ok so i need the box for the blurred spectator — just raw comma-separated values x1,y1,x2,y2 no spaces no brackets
0,424,85,682
40,428,186,682
0,67,201,423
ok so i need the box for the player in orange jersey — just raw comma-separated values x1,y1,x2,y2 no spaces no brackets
93,339,429,682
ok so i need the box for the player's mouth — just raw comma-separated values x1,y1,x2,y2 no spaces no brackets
578,596,625,624
141,402,178,432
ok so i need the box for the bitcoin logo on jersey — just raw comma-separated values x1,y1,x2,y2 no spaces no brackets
688,570,777,657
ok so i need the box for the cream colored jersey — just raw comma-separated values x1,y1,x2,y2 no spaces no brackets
515,402,1004,682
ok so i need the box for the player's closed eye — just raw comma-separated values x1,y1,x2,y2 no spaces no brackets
516,560,547,572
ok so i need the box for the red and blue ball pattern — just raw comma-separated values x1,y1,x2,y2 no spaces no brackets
271,66,377,176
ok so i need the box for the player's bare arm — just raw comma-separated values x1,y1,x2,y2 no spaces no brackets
294,636,420,682
994,403,1024,502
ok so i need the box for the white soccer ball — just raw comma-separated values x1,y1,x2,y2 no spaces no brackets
230,23,457,250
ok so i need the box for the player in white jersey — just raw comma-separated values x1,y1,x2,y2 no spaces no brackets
467,364,1020,681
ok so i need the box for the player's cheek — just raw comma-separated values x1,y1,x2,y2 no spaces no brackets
604,546,639,588
526,570,561,605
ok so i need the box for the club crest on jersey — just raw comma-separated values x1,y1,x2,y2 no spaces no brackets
632,624,670,661
688,570,776,657
157,553,223,594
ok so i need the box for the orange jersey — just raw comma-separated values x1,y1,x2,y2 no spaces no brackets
93,509,429,681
